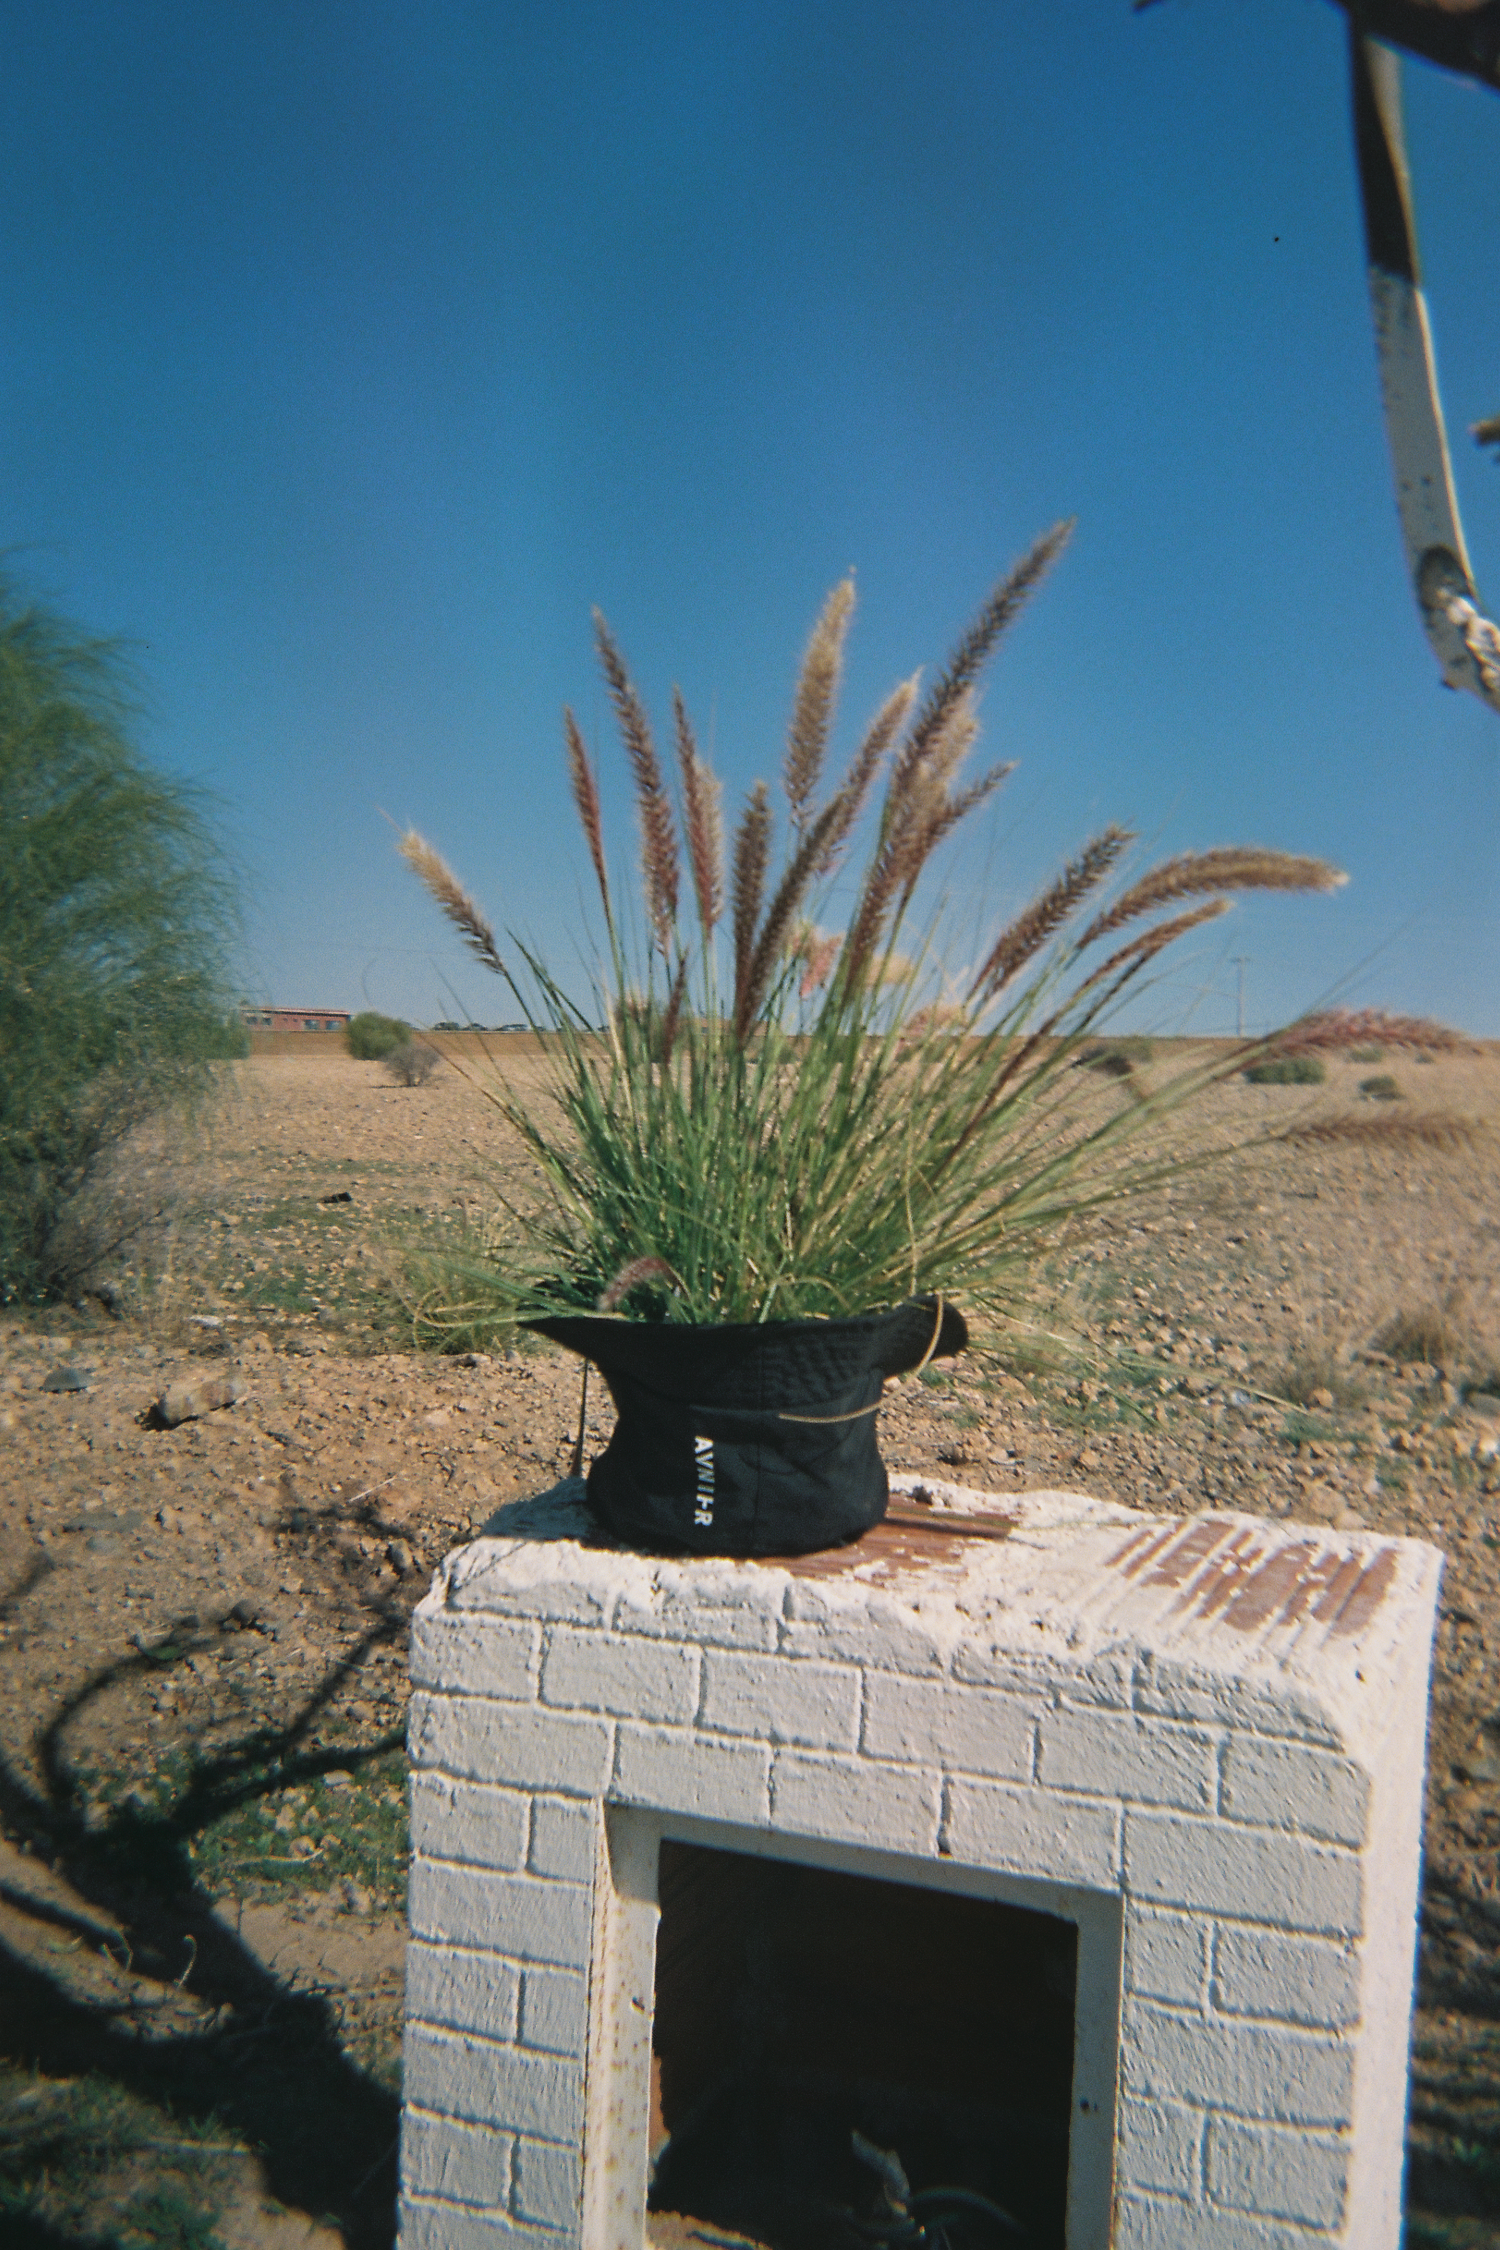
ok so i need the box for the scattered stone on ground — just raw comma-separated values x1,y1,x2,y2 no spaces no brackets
1,1039,1498,2243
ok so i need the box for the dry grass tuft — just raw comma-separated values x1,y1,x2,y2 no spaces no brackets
1278,1112,1486,1153
383,1041,442,1088
1375,1303,1463,1368
1273,1008,1467,1057
1277,1339,1367,1410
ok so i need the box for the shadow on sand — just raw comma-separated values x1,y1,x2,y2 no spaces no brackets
0,1553,406,2246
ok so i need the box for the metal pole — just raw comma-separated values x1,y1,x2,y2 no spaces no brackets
1233,956,1248,1039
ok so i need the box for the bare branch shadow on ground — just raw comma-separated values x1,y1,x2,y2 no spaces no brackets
0,1563,409,2248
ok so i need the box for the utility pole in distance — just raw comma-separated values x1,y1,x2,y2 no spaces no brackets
1232,956,1249,1038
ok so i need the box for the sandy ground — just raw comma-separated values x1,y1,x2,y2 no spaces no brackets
2,1039,1498,2243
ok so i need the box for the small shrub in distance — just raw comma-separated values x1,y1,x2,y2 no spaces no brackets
383,1039,442,1087
1079,1036,1153,1077
1375,1304,1460,1368
347,1010,410,1060
1244,1056,1326,1086
1359,1073,1402,1101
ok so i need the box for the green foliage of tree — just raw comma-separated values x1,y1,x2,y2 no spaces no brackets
346,1010,411,1059
0,577,241,1302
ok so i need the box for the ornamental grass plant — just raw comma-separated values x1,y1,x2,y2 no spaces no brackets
399,523,1378,1348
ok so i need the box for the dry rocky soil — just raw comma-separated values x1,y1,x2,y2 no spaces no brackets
2,1037,1499,2246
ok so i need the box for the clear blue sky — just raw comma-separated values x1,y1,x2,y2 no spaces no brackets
4,0,1497,1034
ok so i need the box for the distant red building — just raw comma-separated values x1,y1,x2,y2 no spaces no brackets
241,1006,351,1033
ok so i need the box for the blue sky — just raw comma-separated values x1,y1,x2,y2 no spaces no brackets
4,0,1498,1033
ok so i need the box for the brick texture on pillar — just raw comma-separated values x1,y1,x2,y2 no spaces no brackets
398,1476,1441,2250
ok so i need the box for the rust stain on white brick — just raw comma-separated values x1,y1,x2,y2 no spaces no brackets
401,1474,1442,2250
1109,1517,1403,1644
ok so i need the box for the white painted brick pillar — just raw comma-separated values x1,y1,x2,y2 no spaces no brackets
397,1478,1442,2249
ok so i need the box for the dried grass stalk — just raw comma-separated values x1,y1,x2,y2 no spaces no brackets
594,609,679,952
598,1255,679,1313
889,522,1073,809
398,831,506,976
1270,1008,1466,1056
811,673,917,880
674,689,723,934
1278,1113,1484,1152
1075,897,1233,998
784,577,855,833
730,782,771,1023
797,928,842,997
969,827,1133,1005
658,951,690,1069
1078,848,1346,949
564,708,611,931
735,790,853,1041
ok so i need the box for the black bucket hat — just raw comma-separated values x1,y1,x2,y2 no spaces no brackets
525,1294,968,1557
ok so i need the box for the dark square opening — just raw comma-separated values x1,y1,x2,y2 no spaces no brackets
647,1840,1076,2250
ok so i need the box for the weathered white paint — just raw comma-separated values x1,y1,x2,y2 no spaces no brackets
398,1476,1441,2249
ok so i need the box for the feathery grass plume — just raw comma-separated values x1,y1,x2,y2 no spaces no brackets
888,521,1073,810
658,951,690,1069
797,928,843,998
812,673,918,879
838,812,922,999
1075,898,1233,999
598,1254,681,1313
895,760,1015,922
784,577,855,833
1267,1007,1464,1056
401,536,1358,1343
398,831,506,975
564,709,611,933
735,788,855,1041
1078,848,1346,950
730,782,771,1023
674,689,723,934
969,827,1134,1006
593,609,679,953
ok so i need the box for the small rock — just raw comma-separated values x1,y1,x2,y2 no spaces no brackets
1310,1387,1336,1410
387,1537,415,1575
323,1770,353,1789
338,1876,372,1914
225,1597,264,1630
154,1376,242,1427
1334,1508,1367,1530
1457,1728,1500,1782
43,1364,91,1393
1076,1449,1101,1471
